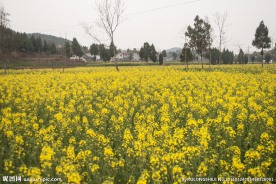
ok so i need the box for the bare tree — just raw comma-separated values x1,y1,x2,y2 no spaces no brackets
0,4,10,74
213,11,228,66
0,4,10,49
179,26,188,69
83,0,125,56
205,16,214,68
0,4,9,26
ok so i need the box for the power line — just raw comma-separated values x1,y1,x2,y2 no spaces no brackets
127,0,201,16
11,0,202,34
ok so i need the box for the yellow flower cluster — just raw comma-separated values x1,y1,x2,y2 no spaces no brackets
0,65,275,183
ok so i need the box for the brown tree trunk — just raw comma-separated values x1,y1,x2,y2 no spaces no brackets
261,48,264,68
201,52,203,69
209,47,211,68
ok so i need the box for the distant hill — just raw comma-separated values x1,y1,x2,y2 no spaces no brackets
166,47,181,53
27,33,72,46
166,47,182,59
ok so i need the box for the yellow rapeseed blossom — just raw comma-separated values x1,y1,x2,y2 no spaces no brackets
0,65,275,183
40,145,55,169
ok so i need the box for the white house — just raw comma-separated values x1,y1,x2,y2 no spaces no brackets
70,55,86,62
70,55,79,60
84,53,93,58
114,53,124,60
131,53,140,61
83,53,101,61
95,55,101,61
112,51,129,61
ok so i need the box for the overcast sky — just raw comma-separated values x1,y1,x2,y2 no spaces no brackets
1,0,276,53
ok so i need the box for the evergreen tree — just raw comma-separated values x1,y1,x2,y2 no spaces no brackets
81,46,89,53
36,37,42,52
99,44,111,61
90,43,99,61
71,38,83,57
221,49,234,64
5,35,15,52
243,54,249,64
139,47,146,61
238,49,244,64
109,41,116,58
90,43,99,56
221,49,227,64
252,20,271,68
162,50,167,57
20,33,28,52
265,53,271,63
43,39,49,53
159,53,163,65
30,35,38,52
251,55,255,64
13,32,24,51
180,47,193,62
65,41,71,58
205,48,220,65
150,44,157,62
144,42,151,61
23,37,34,52
49,43,57,54
139,42,151,61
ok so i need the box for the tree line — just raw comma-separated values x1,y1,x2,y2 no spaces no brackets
139,42,157,62
0,27,58,55
175,14,272,68
65,39,121,62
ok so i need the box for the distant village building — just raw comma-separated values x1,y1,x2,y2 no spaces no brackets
113,53,125,61
112,51,140,62
131,53,140,61
83,53,101,61
112,51,129,61
70,55,79,60
83,53,93,59
70,55,86,62
95,55,101,61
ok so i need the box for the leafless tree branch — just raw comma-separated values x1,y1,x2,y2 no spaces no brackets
213,11,228,65
0,5,10,28
83,0,125,50
205,16,214,67
82,23,108,46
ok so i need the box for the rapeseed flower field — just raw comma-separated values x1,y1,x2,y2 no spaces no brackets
0,65,275,183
